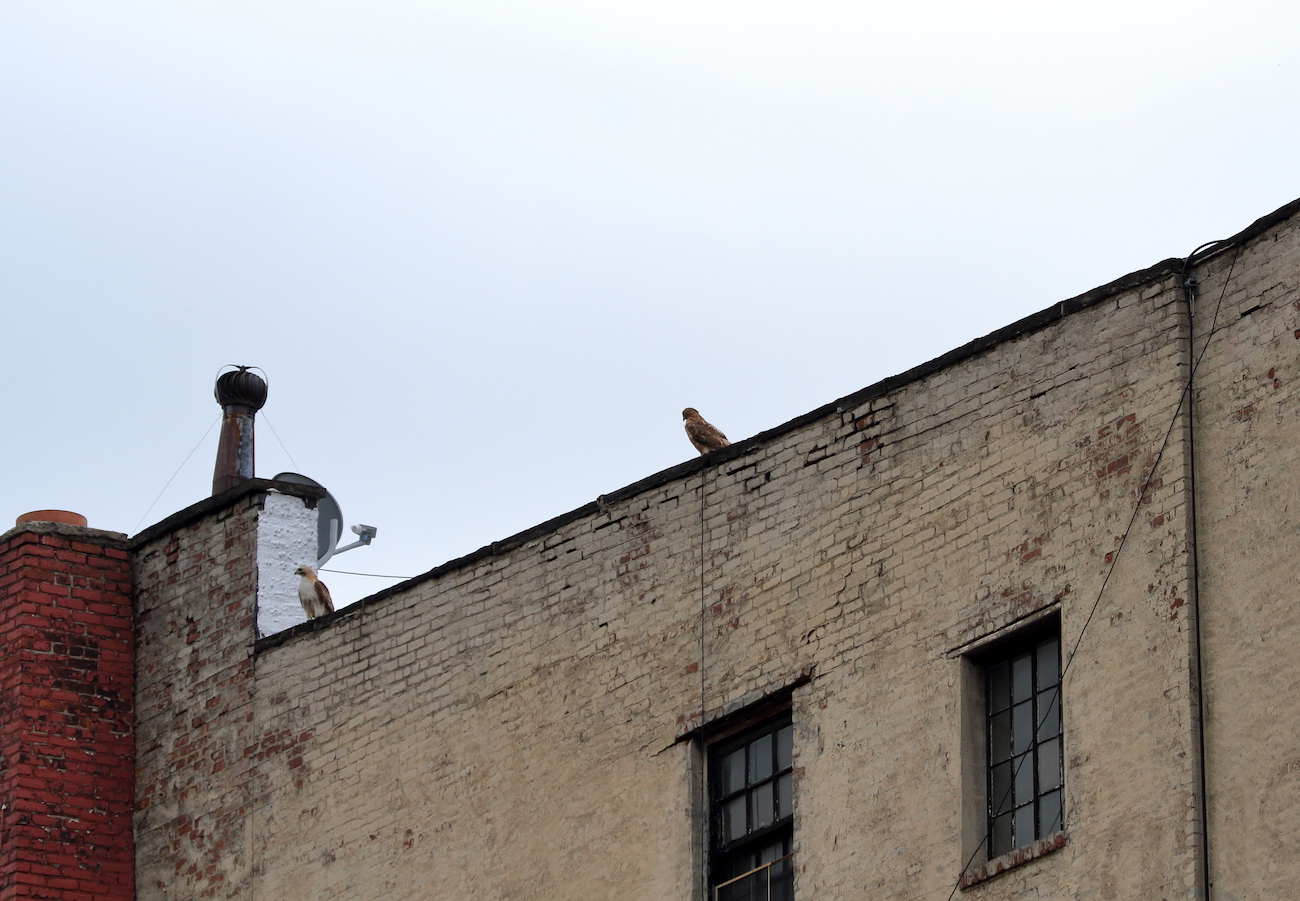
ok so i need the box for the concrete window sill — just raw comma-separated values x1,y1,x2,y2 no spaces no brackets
959,832,1067,890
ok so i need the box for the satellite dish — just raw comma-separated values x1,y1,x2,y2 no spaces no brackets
272,472,344,566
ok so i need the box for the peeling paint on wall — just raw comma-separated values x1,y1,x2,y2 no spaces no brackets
257,492,318,637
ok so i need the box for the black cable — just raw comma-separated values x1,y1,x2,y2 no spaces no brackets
260,412,301,474
1184,243,1241,901
1064,243,1238,680
945,681,1061,901
699,469,710,901
949,245,1242,898
133,416,221,533
319,568,412,579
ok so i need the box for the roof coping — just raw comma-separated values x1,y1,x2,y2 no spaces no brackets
128,478,327,551
255,193,1300,649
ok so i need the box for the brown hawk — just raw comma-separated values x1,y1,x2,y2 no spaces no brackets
683,408,730,454
294,565,336,619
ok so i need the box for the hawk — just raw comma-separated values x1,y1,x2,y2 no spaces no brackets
294,565,335,619
683,407,730,454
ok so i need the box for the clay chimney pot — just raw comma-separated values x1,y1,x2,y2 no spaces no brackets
16,510,88,527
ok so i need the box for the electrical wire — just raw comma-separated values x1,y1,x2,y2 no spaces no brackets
945,683,1061,901
1182,241,1241,901
699,469,710,901
260,412,301,474
133,416,221,534
319,568,412,579
947,245,1242,899
1063,244,1239,680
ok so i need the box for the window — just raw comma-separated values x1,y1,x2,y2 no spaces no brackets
985,629,1063,857
709,715,794,901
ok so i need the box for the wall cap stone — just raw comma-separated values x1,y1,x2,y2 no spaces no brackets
128,478,327,550
258,194,1300,653
0,520,129,550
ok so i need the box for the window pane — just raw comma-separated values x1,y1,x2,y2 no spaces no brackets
770,857,794,901
776,725,794,771
1012,701,1034,755
717,876,751,901
1012,652,1033,703
1037,738,1061,789
751,736,774,782
990,711,1011,763
722,748,747,795
1036,688,1060,741
1013,802,1036,849
988,661,1011,713
1037,638,1060,688
721,850,758,882
991,761,1012,815
985,627,1063,859
1012,752,1033,807
1041,789,1063,835
753,783,775,829
758,836,787,864
725,795,747,842
710,717,793,901
991,812,1013,858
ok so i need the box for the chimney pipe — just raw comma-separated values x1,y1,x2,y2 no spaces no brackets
212,366,268,495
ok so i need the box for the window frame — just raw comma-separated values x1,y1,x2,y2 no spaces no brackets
959,610,1065,875
707,710,795,900
983,626,1064,857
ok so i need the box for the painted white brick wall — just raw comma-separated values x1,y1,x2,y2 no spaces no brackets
256,491,319,637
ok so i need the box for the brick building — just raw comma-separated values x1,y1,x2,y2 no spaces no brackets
4,196,1300,900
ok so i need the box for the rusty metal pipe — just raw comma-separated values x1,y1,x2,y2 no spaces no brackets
212,367,268,495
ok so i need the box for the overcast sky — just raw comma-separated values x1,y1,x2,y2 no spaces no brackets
4,2,1298,607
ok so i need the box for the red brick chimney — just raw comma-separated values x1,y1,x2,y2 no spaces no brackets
0,517,134,901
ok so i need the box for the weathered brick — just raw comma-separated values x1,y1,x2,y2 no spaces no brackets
116,204,1300,901
0,526,134,901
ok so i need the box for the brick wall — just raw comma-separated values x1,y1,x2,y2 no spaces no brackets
131,489,266,901
0,523,134,901
210,272,1199,900
128,200,1300,900
1187,210,1300,901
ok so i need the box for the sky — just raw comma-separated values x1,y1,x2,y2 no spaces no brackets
3,1,1299,607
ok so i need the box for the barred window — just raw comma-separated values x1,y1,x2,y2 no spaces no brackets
986,631,1063,857
710,716,794,901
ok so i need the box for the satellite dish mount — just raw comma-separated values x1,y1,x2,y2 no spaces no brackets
272,473,377,568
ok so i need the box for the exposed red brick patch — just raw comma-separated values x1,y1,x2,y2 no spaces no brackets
959,832,1068,890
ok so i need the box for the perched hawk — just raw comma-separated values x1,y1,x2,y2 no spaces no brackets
294,566,335,619
683,407,730,455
